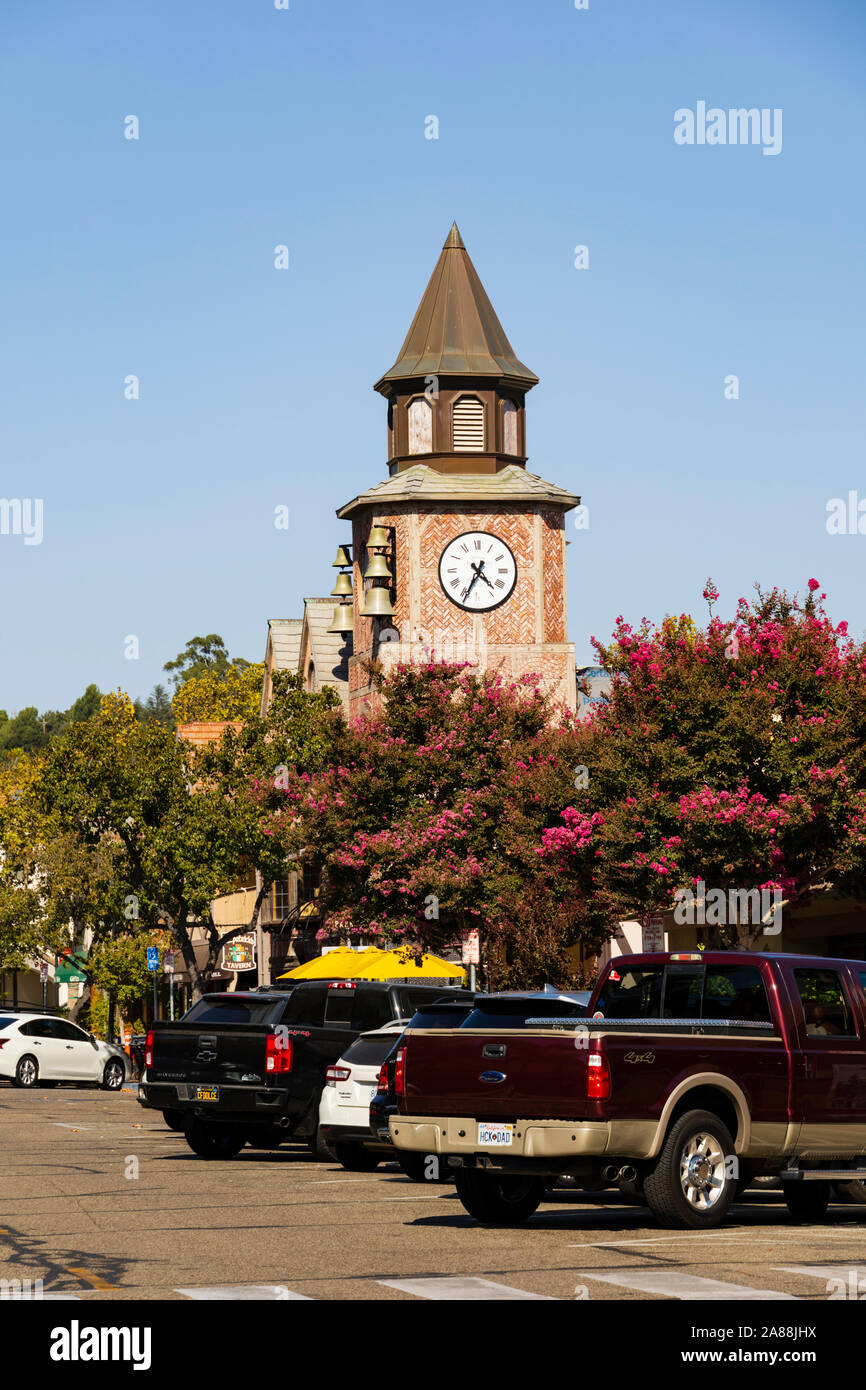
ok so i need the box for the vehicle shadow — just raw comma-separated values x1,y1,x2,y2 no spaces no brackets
407,1191,866,1230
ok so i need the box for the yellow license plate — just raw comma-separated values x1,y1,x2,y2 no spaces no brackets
195,1087,218,1101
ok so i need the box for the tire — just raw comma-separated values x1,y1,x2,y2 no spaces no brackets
162,1110,186,1132
13,1055,39,1089
783,1180,830,1222
101,1060,125,1091
643,1109,736,1229
307,1125,336,1162
398,1153,431,1183
334,1142,381,1172
454,1169,545,1225
184,1119,246,1160
397,1152,449,1183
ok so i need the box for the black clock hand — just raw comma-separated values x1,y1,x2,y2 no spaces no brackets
471,560,495,590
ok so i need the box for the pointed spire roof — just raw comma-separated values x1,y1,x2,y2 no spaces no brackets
374,224,538,395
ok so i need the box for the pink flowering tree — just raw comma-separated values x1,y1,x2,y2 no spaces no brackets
268,664,600,988
541,581,866,947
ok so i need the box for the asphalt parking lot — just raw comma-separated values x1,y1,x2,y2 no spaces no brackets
3,1087,866,1302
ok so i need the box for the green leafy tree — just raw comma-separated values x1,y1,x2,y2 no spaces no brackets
164,634,248,688
88,931,169,1038
135,683,176,729
172,663,266,723
38,678,343,1001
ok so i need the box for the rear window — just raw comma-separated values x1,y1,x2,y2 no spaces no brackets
182,997,285,1025
406,1004,475,1029
0,1016,19,1031
397,988,468,1018
284,985,327,1026
460,998,586,1029
324,988,356,1028
351,988,394,1033
594,968,664,1019
341,1034,400,1067
593,964,771,1023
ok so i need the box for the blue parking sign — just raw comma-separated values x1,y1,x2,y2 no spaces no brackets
146,947,159,971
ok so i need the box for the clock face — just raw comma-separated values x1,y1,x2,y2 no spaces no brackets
438,530,517,612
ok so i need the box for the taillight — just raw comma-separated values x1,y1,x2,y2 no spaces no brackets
0,1040,7,1050
144,1030,154,1070
394,1045,407,1097
587,1048,610,1100
376,1063,389,1094
265,1034,293,1074
326,1065,351,1085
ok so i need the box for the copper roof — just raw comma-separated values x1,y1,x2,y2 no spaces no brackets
337,463,580,519
374,224,538,395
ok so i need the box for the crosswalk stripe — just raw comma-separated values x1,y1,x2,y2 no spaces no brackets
379,1277,556,1300
574,1270,798,1300
175,1285,311,1300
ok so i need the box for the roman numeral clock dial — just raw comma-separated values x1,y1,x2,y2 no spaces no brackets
438,530,517,612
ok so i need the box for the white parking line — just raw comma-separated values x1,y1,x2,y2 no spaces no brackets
379,1277,556,1300
574,1270,798,1300
175,1285,311,1300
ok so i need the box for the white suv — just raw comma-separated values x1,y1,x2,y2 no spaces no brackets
319,1023,407,1170
0,1013,130,1090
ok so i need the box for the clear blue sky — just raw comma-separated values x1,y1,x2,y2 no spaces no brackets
1,0,864,712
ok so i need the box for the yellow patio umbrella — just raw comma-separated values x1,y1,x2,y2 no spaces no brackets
352,947,466,981
278,944,466,982
278,947,375,980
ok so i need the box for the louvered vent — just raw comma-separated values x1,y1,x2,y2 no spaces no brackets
452,395,484,452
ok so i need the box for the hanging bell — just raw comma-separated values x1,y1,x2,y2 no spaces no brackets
330,572,354,597
363,553,393,581
326,602,355,634
331,545,352,568
366,525,391,549
360,586,396,618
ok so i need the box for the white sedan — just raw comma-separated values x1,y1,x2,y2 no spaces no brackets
0,1013,130,1090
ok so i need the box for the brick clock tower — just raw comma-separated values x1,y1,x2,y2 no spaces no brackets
335,224,579,718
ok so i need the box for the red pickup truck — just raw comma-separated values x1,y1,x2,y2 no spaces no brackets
390,951,866,1228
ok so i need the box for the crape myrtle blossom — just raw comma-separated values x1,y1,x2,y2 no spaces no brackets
539,581,866,944
265,663,597,990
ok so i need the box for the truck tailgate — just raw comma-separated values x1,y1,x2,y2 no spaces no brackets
401,1029,591,1120
148,1023,274,1087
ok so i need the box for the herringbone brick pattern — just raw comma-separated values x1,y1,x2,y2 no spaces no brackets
542,511,566,642
346,500,575,712
418,508,534,565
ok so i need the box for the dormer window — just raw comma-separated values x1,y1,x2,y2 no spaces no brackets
407,397,433,454
452,394,484,452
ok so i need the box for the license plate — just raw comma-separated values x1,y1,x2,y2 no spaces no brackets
195,1087,218,1102
477,1123,514,1147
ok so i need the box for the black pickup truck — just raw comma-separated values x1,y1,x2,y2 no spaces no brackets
138,980,471,1159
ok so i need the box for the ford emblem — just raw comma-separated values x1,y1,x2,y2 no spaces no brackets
479,1070,506,1084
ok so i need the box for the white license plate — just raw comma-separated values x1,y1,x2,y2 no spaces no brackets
477,1123,514,1148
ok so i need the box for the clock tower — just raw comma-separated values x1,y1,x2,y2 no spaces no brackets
336,224,579,717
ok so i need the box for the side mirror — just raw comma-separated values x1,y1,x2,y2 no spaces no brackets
90,1033,97,1045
